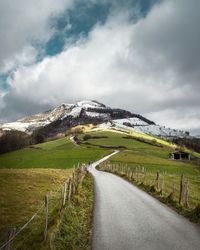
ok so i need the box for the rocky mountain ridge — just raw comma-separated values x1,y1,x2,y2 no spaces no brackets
0,100,188,139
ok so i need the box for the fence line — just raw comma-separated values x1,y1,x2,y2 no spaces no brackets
0,209,41,250
0,164,87,250
100,162,199,210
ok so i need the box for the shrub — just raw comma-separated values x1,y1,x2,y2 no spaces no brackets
83,134,92,141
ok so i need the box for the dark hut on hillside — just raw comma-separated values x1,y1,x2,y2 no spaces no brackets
171,151,190,160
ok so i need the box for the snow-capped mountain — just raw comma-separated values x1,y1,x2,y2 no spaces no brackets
0,101,105,134
0,100,189,138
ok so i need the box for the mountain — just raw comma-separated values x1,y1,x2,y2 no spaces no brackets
0,100,189,139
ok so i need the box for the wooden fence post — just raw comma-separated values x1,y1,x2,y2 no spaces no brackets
171,176,175,197
5,227,16,250
183,177,189,208
60,186,64,209
131,169,134,180
44,194,48,241
135,167,138,181
72,172,76,195
142,169,146,184
185,178,189,208
68,178,72,201
156,172,160,190
161,175,165,195
179,174,184,204
63,182,67,207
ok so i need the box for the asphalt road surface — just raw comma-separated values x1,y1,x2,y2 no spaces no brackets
88,151,200,250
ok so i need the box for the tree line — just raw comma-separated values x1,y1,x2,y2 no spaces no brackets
172,137,200,153
0,129,46,154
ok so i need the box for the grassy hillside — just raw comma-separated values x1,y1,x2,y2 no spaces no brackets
78,130,200,207
0,136,109,169
78,131,199,170
0,136,109,247
0,169,72,242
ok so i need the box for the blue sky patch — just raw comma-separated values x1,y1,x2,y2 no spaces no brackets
0,74,10,92
45,1,111,56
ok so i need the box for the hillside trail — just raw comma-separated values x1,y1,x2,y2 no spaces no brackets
88,151,200,250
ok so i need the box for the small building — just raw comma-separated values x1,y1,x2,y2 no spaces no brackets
171,151,190,160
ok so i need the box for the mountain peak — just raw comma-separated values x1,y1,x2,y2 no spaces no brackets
76,100,106,109
0,100,188,139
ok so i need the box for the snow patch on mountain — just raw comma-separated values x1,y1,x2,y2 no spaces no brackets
98,119,188,138
112,118,149,126
77,100,105,109
0,100,189,138
1,121,50,133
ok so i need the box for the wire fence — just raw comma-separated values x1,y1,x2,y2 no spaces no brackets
100,162,200,209
0,164,87,250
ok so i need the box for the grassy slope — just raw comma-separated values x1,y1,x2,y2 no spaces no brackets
78,131,200,207
6,172,94,250
78,131,199,172
0,137,109,169
0,136,109,247
0,169,71,242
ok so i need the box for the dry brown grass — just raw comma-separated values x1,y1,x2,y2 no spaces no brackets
0,169,72,235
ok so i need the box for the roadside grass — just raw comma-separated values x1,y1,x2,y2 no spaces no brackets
0,169,72,246
0,137,109,169
51,172,93,250
100,168,200,223
0,136,102,248
2,172,94,250
110,151,200,208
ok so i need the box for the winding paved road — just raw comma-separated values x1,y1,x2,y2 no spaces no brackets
88,151,200,250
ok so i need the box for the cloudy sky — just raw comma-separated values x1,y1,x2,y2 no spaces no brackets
0,0,200,134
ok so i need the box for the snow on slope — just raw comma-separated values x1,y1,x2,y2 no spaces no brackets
98,119,188,138
77,100,105,109
112,118,149,126
0,100,188,138
1,121,50,133
0,100,107,134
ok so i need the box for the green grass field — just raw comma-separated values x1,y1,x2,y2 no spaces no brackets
0,136,109,169
0,136,109,246
78,131,199,172
0,169,72,244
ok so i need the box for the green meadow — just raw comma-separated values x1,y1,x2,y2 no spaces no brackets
78,130,200,207
0,136,109,246
0,136,109,169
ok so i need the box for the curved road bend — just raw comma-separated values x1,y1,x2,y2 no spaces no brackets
88,151,200,250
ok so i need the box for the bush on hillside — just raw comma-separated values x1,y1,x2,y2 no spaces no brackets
83,134,92,140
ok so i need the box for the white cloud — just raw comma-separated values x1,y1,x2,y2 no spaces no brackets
0,0,74,72
0,46,38,74
1,0,200,134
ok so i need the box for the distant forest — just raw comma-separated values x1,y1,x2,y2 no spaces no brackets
0,130,45,154
173,138,200,153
